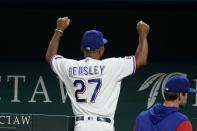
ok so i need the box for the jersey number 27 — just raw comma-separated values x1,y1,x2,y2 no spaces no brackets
73,78,101,103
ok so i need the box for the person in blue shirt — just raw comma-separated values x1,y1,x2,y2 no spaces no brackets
134,75,197,131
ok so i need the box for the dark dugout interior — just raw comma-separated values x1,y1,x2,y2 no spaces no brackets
0,1,197,63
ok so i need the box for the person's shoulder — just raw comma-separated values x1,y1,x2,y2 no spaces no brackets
137,103,158,118
56,56,79,65
52,55,75,61
176,119,192,131
135,109,150,124
102,57,122,62
173,111,189,121
102,57,121,60
138,109,150,118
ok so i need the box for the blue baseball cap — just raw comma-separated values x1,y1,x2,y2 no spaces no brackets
81,30,108,51
165,75,197,93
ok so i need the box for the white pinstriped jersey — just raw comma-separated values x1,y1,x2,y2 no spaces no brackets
51,55,136,118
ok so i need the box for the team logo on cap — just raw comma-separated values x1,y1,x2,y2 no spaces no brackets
85,47,91,50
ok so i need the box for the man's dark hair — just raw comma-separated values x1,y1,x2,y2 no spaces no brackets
164,92,186,101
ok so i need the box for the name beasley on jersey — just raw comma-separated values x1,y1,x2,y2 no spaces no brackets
68,65,105,77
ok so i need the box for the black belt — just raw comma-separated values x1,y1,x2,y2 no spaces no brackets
76,116,111,123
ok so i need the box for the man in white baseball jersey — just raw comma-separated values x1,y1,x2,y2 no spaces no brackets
46,16,150,131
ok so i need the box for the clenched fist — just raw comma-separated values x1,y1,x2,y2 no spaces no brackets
56,17,70,31
137,21,150,38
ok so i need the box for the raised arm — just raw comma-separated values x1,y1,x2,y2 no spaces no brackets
135,20,150,69
45,17,70,64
